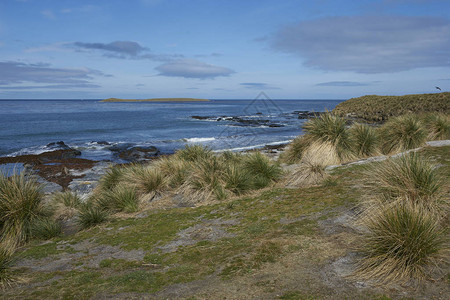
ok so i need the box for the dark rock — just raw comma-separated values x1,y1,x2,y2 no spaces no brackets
117,146,160,162
0,150,95,189
39,149,81,162
191,114,285,128
95,141,110,145
191,116,210,120
109,143,134,152
296,111,323,119
46,141,72,150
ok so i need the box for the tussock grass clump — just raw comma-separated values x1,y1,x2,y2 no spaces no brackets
0,249,16,289
221,151,244,165
284,141,337,188
153,156,190,188
286,161,327,187
302,141,340,166
279,135,312,164
53,191,82,209
423,113,450,141
189,156,224,193
302,113,353,162
97,165,126,191
77,205,108,229
96,185,139,213
365,153,443,208
175,144,212,162
223,165,252,195
31,218,62,240
349,123,379,157
0,172,46,253
94,145,283,205
356,202,445,283
379,114,427,154
243,152,282,188
124,165,166,200
52,191,82,220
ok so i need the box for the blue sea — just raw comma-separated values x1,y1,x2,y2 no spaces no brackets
0,99,342,161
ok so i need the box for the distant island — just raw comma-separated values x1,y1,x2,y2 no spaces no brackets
101,98,210,102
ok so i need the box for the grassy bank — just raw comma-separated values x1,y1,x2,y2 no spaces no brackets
101,98,210,102
0,145,448,299
333,92,450,122
1,112,449,298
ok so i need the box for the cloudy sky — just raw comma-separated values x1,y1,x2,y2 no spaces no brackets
1,0,449,99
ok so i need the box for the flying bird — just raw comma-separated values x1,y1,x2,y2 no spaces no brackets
435,86,441,91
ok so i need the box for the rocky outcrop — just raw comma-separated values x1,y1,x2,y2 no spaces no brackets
294,111,323,119
191,115,284,127
109,144,160,162
0,142,94,189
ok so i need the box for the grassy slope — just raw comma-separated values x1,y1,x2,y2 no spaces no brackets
2,146,448,299
101,98,210,102
333,92,450,122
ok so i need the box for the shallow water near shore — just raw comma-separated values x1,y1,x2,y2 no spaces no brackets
0,99,341,161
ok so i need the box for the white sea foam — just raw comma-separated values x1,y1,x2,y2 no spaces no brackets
214,139,292,152
184,137,216,143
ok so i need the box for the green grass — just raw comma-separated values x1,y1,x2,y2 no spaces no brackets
357,151,447,283
423,113,450,141
31,218,62,240
175,144,213,162
357,202,445,283
379,114,427,154
333,92,450,122
0,171,46,253
222,165,252,195
364,153,444,208
97,165,126,192
52,191,82,209
0,249,16,288
5,145,448,299
124,165,166,198
349,123,379,157
243,151,283,187
96,185,139,213
154,156,190,188
76,205,108,229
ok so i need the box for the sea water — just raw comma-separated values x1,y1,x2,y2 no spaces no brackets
0,99,342,161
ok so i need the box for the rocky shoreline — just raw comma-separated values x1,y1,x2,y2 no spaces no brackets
191,110,322,127
0,139,289,198
1,108,320,195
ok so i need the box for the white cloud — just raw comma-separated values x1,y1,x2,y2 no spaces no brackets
271,16,450,73
0,61,108,89
155,59,235,79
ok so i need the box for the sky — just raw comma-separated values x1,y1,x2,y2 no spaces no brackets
0,0,449,99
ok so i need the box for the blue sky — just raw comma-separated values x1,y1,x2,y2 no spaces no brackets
0,0,449,99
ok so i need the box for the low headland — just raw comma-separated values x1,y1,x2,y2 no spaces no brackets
333,92,449,122
101,97,210,102
0,92,449,299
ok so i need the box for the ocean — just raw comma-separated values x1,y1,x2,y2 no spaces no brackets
0,99,342,161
